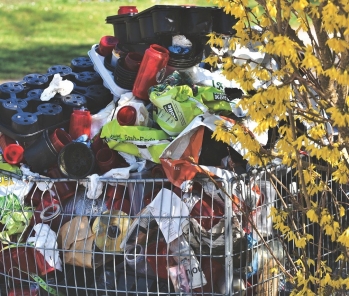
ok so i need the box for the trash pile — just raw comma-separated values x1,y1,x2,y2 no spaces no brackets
0,4,293,296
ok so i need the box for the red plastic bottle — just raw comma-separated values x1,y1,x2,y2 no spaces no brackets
69,108,92,140
132,44,169,100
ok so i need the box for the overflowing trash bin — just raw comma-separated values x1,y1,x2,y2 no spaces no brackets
0,3,338,296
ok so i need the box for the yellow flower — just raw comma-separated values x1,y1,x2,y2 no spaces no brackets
306,209,319,223
340,206,345,217
337,227,349,247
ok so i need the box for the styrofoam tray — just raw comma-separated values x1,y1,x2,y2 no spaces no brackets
88,44,131,100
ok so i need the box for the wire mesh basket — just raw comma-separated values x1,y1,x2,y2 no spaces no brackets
0,165,321,296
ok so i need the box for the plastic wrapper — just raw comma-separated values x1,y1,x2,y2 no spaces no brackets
169,236,207,289
231,179,276,240
159,112,268,188
168,264,190,294
101,119,170,163
57,216,102,268
150,85,206,136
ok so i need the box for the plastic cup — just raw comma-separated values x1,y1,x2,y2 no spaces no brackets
151,164,166,178
9,245,55,277
3,144,24,165
24,130,58,173
96,147,120,174
106,184,126,202
91,133,108,155
116,106,137,126
97,36,119,57
49,128,72,153
30,191,68,232
124,52,143,72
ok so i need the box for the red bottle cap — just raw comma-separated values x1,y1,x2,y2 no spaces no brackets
117,106,137,126
3,144,24,165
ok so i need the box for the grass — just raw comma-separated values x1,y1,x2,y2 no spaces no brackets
0,0,212,81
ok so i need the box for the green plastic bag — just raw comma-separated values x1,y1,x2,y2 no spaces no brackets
150,85,206,136
194,86,233,113
100,120,170,163
0,194,33,243
0,153,22,186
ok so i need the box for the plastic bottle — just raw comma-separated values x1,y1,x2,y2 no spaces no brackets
69,108,92,140
132,44,169,100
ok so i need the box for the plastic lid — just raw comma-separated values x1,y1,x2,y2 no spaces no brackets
3,144,24,165
117,106,137,126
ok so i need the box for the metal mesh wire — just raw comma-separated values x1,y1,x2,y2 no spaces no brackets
0,163,342,295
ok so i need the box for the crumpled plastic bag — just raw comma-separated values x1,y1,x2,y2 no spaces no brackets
100,120,170,163
40,73,74,101
183,66,242,91
0,164,34,206
231,179,276,241
90,101,116,139
79,151,146,200
81,162,140,200
0,194,33,243
150,85,207,136
27,223,62,271
172,35,192,48
194,85,235,113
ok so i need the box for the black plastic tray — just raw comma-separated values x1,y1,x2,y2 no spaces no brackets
105,5,234,45
0,57,113,144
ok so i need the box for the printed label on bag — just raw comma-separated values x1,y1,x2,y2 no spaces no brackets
181,257,207,289
213,93,229,102
163,103,179,121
